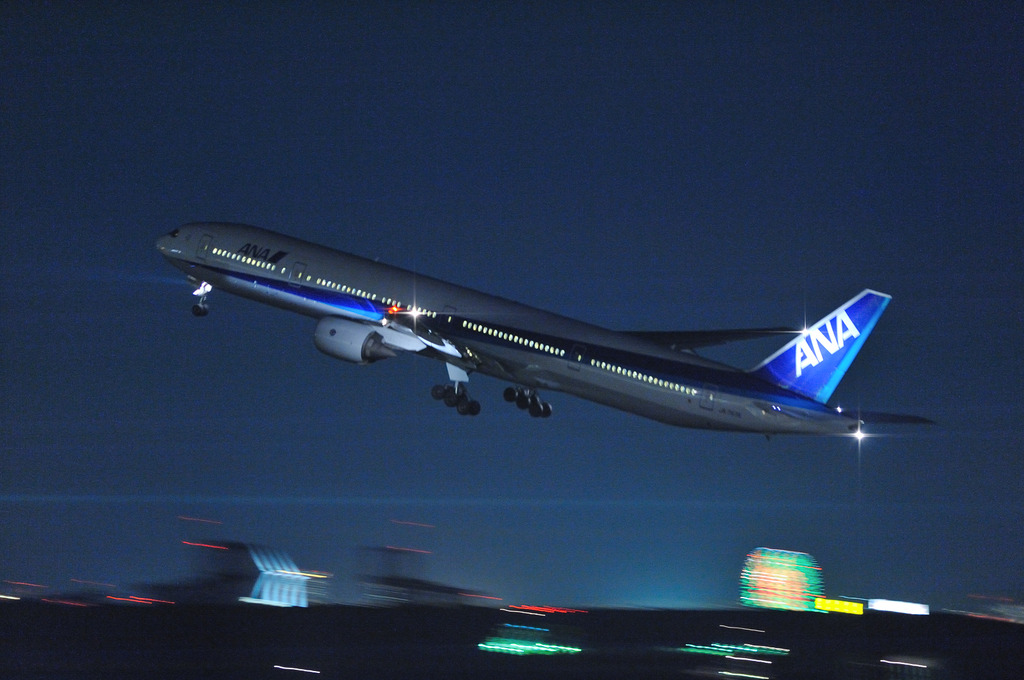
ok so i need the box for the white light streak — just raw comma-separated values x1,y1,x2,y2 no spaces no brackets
881,659,928,668
273,665,321,674
726,656,772,664
868,599,930,615
500,607,545,616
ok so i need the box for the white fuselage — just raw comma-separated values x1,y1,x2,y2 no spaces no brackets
158,223,860,434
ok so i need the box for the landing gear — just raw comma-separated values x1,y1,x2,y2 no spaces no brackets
191,281,212,317
431,383,481,416
503,386,552,418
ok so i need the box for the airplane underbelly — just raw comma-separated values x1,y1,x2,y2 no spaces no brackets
506,358,852,434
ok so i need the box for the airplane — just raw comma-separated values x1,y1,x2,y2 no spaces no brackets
156,222,928,435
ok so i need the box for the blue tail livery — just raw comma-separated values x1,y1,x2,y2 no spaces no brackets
750,289,891,404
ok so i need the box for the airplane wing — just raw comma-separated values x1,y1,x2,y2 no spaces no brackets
624,327,800,351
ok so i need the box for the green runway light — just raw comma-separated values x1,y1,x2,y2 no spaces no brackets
477,638,582,655
478,623,582,655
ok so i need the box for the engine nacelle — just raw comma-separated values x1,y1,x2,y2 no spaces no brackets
314,317,396,364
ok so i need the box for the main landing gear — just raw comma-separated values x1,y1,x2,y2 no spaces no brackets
433,363,480,416
431,383,481,416
504,386,553,418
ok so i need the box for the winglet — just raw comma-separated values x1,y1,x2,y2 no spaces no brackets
749,290,891,404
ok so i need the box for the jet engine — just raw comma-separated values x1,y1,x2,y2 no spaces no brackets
313,316,396,364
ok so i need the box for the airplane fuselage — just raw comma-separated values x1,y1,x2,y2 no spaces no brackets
158,223,863,434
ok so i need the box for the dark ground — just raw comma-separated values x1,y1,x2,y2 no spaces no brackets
2,602,1021,679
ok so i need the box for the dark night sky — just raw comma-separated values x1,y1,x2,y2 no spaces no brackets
2,3,1022,608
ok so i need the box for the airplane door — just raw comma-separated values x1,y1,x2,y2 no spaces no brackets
289,262,307,286
568,344,587,371
196,234,213,261
700,384,717,410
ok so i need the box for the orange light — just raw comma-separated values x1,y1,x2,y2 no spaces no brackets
129,596,175,604
459,593,502,600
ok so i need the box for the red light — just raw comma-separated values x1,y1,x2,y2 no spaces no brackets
384,545,431,554
182,541,229,550
70,579,116,588
41,598,90,607
509,605,588,614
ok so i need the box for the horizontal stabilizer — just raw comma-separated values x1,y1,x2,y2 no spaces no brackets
857,411,935,425
749,290,891,404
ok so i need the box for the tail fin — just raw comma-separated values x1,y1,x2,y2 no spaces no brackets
749,290,891,404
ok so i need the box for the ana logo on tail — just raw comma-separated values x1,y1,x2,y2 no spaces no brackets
750,290,890,404
795,310,860,377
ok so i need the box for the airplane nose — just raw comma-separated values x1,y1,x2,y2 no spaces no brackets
156,229,182,256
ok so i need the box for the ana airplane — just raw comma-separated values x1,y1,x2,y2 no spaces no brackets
157,223,926,435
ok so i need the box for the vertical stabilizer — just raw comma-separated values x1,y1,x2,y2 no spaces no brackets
750,290,891,404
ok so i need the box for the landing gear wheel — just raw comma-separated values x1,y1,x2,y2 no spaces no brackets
528,395,544,417
191,303,208,317
433,383,480,415
507,386,553,419
456,397,481,416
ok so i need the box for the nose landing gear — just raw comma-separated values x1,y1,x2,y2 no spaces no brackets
191,281,212,317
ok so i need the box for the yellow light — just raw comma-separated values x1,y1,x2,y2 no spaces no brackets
814,597,863,615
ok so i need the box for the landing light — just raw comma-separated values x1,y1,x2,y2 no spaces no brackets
192,281,212,297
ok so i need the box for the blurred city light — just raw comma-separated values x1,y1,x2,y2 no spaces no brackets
740,548,824,612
